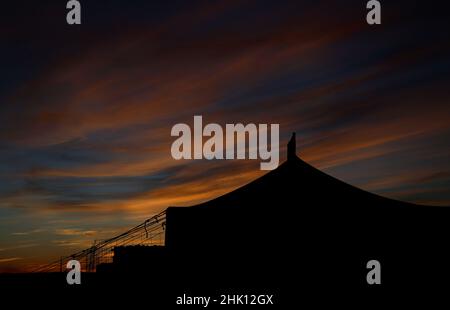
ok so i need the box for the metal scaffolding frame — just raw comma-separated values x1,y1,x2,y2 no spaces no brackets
33,210,166,273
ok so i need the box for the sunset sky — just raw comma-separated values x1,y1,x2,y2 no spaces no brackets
1,0,450,272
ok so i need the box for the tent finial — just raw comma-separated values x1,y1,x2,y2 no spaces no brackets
287,132,296,161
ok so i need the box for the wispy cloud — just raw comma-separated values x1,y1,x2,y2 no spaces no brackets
11,229,45,236
0,257,22,263
0,244,39,252
55,229,97,237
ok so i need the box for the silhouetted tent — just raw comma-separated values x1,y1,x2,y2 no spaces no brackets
164,133,450,286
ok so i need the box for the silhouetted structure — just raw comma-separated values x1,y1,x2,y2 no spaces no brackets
13,133,450,299
161,133,450,289
287,132,296,160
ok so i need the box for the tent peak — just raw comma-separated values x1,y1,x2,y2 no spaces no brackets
287,132,297,161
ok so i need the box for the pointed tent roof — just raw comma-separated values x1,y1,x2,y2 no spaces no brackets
186,133,429,213
164,134,450,288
